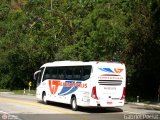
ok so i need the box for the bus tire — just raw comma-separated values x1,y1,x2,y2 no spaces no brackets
42,92,48,104
71,97,78,111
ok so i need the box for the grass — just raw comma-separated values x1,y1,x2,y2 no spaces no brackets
0,89,10,92
0,89,36,95
13,89,36,95
126,96,137,102
126,96,160,104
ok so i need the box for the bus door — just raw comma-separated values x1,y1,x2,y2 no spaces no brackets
34,67,45,99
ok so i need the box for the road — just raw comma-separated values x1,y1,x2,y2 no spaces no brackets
0,93,160,120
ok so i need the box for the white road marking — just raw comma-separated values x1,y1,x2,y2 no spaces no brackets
0,110,22,120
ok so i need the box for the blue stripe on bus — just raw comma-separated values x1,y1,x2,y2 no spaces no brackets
59,81,81,95
99,68,114,73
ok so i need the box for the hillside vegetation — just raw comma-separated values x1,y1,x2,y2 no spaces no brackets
0,0,160,100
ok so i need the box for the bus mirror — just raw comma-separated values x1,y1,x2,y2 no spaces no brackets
34,70,41,80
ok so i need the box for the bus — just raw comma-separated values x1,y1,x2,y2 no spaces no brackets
34,61,126,110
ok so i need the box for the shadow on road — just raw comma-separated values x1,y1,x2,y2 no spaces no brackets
39,101,123,113
78,107,123,113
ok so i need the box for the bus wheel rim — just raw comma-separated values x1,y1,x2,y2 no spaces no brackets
43,94,47,103
72,98,77,109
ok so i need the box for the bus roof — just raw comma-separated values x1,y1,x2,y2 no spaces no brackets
40,61,125,68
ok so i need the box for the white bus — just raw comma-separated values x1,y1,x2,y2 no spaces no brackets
34,61,126,110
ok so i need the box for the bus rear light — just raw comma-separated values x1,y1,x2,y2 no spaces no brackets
91,86,98,100
120,87,126,100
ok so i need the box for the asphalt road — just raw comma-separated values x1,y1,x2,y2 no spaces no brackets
0,93,160,120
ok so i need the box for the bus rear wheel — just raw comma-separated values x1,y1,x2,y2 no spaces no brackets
71,97,78,111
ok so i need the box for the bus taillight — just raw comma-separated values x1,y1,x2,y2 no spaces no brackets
120,87,126,100
91,86,98,99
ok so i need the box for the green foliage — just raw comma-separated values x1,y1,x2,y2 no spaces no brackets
124,0,160,99
0,0,160,100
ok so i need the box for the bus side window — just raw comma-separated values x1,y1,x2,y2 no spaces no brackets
82,66,91,80
43,68,51,81
58,68,65,80
66,67,73,80
37,67,44,86
51,67,57,79
73,67,82,80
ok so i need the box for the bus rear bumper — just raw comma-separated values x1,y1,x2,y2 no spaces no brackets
96,101,125,107
78,99,125,107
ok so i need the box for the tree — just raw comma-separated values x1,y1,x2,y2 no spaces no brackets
125,0,160,99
